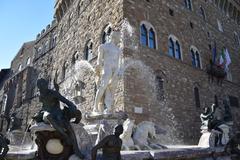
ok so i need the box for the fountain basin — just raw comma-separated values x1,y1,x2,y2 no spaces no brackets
6,145,36,160
5,146,233,160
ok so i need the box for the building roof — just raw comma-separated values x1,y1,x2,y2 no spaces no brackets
12,41,35,62
0,69,11,82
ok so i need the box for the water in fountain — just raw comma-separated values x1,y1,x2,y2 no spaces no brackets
119,59,183,145
6,119,37,160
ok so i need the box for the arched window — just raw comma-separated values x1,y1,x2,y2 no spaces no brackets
234,32,240,46
168,35,182,60
168,38,175,57
62,61,68,80
195,52,201,68
140,24,148,46
228,3,233,18
200,6,206,21
72,51,79,64
140,22,157,49
223,0,228,13
37,46,42,54
217,19,223,32
156,76,164,101
185,0,192,11
51,34,57,48
149,28,156,49
191,49,196,66
190,46,201,69
175,41,181,60
214,95,219,107
102,25,112,44
18,64,22,71
42,41,49,53
194,87,200,108
84,40,93,61
26,57,31,65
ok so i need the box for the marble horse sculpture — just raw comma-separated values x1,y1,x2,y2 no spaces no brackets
120,119,167,150
120,118,140,150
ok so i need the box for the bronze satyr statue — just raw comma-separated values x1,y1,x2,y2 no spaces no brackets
0,133,10,158
225,132,240,160
91,124,123,160
33,78,84,159
9,112,23,131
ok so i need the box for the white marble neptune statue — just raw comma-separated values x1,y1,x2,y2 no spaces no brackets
93,31,122,115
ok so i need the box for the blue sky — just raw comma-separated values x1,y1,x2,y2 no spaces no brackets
0,0,54,70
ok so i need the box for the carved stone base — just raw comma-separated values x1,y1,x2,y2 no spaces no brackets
35,131,73,160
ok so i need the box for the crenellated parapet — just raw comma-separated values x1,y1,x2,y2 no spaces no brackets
34,20,58,61
36,20,57,40
54,0,74,22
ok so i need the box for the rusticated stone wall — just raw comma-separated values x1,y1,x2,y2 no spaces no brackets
122,0,240,144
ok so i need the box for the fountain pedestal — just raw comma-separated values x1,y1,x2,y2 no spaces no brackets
30,122,93,160
35,130,73,160
84,112,127,144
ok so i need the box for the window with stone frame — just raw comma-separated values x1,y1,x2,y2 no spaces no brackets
156,76,164,101
51,34,57,48
26,57,31,65
61,61,68,81
37,46,42,54
149,28,156,49
234,32,240,46
194,87,201,108
140,24,148,46
217,19,224,32
190,47,201,69
184,0,193,11
168,38,175,57
229,95,239,108
219,0,225,10
140,22,157,49
84,40,93,61
18,64,22,71
233,7,237,20
237,11,240,25
175,41,181,60
73,80,86,104
228,3,233,18
102,25,112,44
223,0,228,13
200,6,206,21
42,41,49,53
72,51,79,64
226,69,232,82
168,35,182,60
214,95,219,107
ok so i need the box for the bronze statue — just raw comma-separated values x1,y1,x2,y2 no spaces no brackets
9,112,22,131
225,132,240,160
0,133,10,158
33,78,84,159
92,124,123,160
